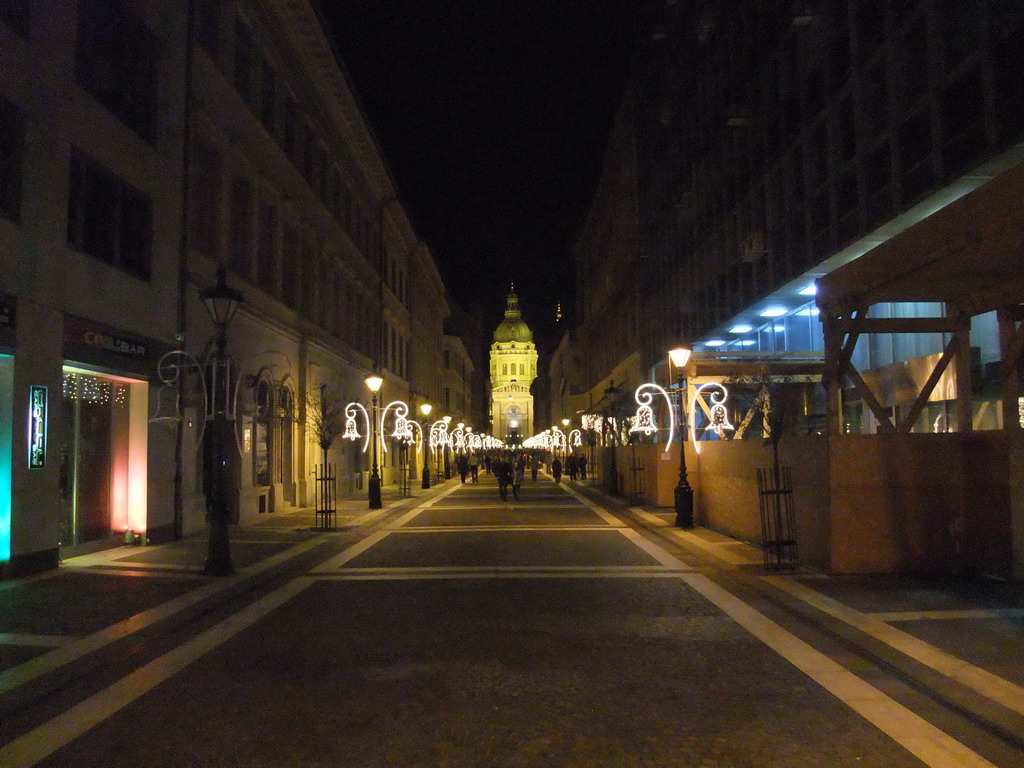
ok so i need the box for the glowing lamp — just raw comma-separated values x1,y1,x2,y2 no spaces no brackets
365,375,383,393
201,266,243,329
420,403,432,417
668,346,692,368
759,307,787,318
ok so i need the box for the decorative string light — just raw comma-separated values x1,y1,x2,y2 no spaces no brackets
343,402,371,453
629,383,675,452
689,382,735,453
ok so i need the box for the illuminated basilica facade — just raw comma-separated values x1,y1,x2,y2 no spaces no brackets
490,287,537,445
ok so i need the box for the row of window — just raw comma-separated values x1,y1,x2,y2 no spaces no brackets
195,0,408,302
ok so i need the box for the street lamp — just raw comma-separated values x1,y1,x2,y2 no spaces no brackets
200,266,242,576
420,403,432,488
603,380,620,496
366,374,384,509
669,346,693,528
562,417,570,460
443,415,452,478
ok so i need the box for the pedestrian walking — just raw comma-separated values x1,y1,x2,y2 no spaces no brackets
495,455,512,500
567,455,578,481
530,453,540,481
512,456,525,501
457,453,469,483
552,457,562,483
578,454,587,480
469,452,480,482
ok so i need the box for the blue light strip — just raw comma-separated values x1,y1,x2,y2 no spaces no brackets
0,355,13,562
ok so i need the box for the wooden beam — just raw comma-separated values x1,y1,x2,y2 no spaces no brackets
899,336,957,433
999,316,1024,379
845,363,896,433
998,308,1022,433
854,317,967,335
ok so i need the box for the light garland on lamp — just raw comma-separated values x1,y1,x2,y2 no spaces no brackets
342,402,371,453
689,382,735,454
629,383,675,452
380,400,411,453
569,429,582,447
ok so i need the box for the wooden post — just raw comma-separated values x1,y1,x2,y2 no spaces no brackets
998,307,1024,579
953,315,973,433
822,311,843,436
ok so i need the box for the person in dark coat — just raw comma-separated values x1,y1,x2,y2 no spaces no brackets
495,455,513,500
456,453,469,483
578,454,588,480
551,457,562,483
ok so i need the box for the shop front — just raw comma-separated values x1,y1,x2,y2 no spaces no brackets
59,316,168,556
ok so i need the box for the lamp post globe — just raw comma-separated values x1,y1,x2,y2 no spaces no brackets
669,347,694,528
420,403,432,488
366,374,384,509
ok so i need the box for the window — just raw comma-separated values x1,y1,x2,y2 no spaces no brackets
228,176,254,278
75,0,159,142
282,96,298,163
0,96,25,222
1,0,31,37
233,20,254,105
194,0,220,59
260,60,276,132
67,149,152,279
281,223,300,308
256,200,276,294
188,141,220,255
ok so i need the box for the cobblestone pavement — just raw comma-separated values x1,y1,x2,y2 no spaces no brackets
1,475,1023,767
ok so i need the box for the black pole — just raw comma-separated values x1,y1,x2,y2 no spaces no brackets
369,394,382,508
421,439,431,489
674,371,694,528
204,327,234,576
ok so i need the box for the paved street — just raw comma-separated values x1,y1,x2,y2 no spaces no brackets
2,474,1024,767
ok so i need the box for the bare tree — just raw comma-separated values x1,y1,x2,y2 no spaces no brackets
307,383,346,466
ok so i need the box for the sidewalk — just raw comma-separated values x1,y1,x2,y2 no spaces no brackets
0,479,458,676
613,489,1024,749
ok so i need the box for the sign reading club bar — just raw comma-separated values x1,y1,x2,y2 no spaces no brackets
29,385,47,469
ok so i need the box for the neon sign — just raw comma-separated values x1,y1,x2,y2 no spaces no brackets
28,385,47,469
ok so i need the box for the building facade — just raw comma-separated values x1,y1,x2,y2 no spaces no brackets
568,0,1024,576
490,288,537,445
0,0,467,577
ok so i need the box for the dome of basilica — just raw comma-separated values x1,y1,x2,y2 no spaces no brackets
493,288,533,344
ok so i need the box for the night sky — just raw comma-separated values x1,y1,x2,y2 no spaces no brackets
322,1,638,348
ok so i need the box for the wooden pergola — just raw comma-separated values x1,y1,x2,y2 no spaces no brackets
817,160,1024,436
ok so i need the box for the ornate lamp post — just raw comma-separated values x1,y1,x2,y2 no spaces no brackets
669,346,694,528
200,266,243,576
561,418,570,460
603,380,620,496
420,403,432,488
442,415,452,478
365,374,384,509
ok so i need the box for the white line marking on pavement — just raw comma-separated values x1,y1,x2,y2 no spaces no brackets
561,484,625,526
617,528,691,569
765,575,1024,719
681,572,998,768
0,534,331,696
318,571,690,581
0,633,76,648
870,608,1024,622
310,531,391,572
388,483,464,528
329,565,687,576
0,577,316,768
385,525,626,533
